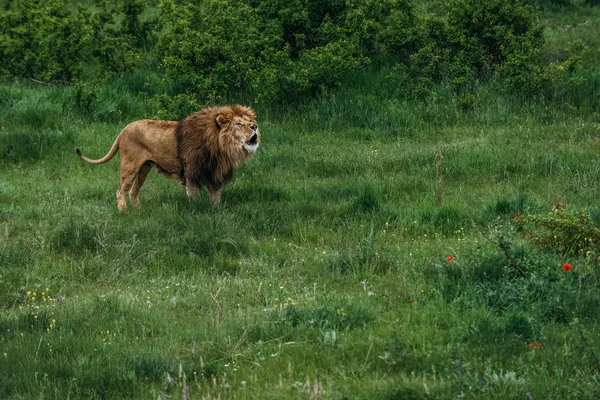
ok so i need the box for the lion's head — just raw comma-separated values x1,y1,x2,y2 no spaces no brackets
215,106,260,158
176,105,260,193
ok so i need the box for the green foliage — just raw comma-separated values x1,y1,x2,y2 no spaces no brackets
157,0,284,104
153,93,202,121
156,0,418,104
1,0,598,112
0,0,92,81
408,0,544,97
422,211,600,331
73,83,97,116
538,40,597,111
526,0,573,7
448,0,544,77
525,206,600,256
0,0,156,82
87,0,157,77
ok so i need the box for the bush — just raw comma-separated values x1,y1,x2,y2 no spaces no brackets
87,0,158,77
0,0,156,82
408,0,544,96
525,206,600,257
156,0,419,105
1,0,594,111
153,93,202,121
0,0,92,82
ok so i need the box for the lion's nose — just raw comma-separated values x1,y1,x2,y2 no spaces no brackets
250,124,257,131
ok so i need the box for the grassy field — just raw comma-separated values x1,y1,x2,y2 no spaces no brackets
2,4,600,400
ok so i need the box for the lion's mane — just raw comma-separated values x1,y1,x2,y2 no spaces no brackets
176,105,256,189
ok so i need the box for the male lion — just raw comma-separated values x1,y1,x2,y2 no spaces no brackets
75,105,260,210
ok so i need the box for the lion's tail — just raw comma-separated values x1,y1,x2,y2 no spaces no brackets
75,136,120,164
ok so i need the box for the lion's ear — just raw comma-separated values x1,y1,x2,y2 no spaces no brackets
216,114,230,129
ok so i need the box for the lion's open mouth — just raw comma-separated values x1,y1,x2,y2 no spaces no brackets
244,133,259,153
244,141,259,153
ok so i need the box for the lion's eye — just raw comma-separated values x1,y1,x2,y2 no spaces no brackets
236,122,243,126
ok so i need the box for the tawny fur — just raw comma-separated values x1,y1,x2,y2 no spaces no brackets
75,105,260,210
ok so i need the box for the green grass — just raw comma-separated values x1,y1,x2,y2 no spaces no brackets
2,76,600,399
2,3,600,396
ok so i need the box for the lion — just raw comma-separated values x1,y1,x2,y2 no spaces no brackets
75,105,260,210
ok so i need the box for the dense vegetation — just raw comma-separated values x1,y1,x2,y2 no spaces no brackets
1,0,600,398
1,0,597,114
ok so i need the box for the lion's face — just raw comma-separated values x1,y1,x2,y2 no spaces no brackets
218,113,260,155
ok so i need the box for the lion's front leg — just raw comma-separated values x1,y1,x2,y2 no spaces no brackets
185,184,200,198
208,186,222,206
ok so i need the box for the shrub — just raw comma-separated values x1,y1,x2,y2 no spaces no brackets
447,0,543,77
408,0,544,96
1,0,592,111
526,0,572,6
157,0,286,104
525,206,600,257
86,0,157,77
0,0,92,82
153,93,202,121
0,0,158,82
156,0,419,105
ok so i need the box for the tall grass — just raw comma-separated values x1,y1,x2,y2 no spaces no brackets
2,72,600,398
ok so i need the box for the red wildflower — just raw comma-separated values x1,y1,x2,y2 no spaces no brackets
562,263,572,272
510,213,522,220
447,256,454,262
510,213,526,225
528,342,541,348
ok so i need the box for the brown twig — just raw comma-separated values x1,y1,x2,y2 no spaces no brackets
435,152,444,205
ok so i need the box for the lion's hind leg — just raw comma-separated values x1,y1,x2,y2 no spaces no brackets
116,160,146,211
129,162,151,208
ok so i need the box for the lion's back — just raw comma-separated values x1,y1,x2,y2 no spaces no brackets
119,119,177,150
116,119,180,176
